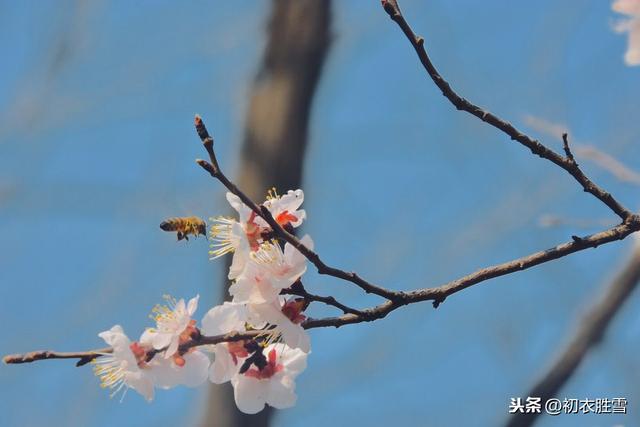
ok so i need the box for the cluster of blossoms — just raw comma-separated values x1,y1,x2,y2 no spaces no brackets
94,189,311,413
612,0,640,66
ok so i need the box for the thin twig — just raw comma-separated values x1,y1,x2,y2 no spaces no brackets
283,281,365,316
562,133,576,164
381,0,632,222
4,331,264,366
303,219,640,329
195,116,401,301
6,218,640,365
8,5,640,371
3,348,112,367
195,114,640,318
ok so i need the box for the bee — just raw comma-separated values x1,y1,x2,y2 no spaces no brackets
159,216,207,241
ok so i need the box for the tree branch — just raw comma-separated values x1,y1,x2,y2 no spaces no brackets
195,116,401,301
283,280,365,316
6,219,640,366
4,330,264,367
380,0,633,221
3,348,112,367
196,113,640,321
302,219,640,328
6,2,640,389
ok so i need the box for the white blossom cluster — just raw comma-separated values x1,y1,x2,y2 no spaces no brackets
94,189,311,413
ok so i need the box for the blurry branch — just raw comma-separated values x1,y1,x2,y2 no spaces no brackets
524,115,640,186
380,0,633,222
505,245,640,427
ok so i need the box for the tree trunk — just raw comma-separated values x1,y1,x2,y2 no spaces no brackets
200,1,331,426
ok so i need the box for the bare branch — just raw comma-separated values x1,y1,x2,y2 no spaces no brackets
303,219,640,329
524,115,640,186
7,218,640,366
7,1,640,382
562,133,576,164
195,117,401,301
3,348,111,367
381,0,633,221
4,330,264,366
283,280,365,316
196,114,640,320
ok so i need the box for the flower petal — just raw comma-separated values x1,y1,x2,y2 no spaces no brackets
201,302,248,336
209,345,238,384
277,345,308,377
187,295,199,315
179,352,211,387
125,371,155,402
266,375,297,409
232,375,268,414
165,337,180,359
226,192,252,223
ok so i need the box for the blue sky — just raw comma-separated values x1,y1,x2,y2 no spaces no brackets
1,1,640,426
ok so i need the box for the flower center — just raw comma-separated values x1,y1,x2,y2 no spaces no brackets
245,212,263,250
227,341,250,365
276,210,298,227
150,295,180,329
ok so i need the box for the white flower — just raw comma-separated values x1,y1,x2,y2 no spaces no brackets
93,325,155,402
253,236,312,290
202,302,252,384
263,189,306,228
136,295,209,388
229,257,281,305
142,295,199,358
249,298,310,352
209,190,309,280
613,0,640,65
226,192,253,222
231,343,308,414
148,351,210,389
229,236,311,306
209,218,252,279
210,193,267,279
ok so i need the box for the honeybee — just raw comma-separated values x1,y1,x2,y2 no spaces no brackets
160,216,206,241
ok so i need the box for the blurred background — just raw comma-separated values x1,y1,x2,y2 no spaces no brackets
1,1,640,426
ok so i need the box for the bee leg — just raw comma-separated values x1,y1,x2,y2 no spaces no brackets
177,231,184,241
